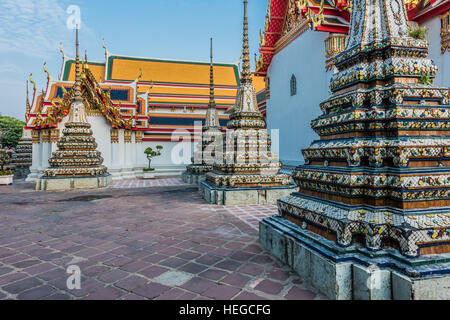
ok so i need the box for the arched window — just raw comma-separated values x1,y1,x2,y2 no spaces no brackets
290,74,297,96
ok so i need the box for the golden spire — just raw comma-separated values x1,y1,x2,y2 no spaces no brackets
209,37,215,108
25,80,30,116
68,26,88,123
205,38,220,128
241,0,252,84
73,26,82,102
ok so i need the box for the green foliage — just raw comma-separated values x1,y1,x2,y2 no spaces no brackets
0,115,25,148
144,145,163,170
409,25,428,40
144,145,163,158
419,75,433,85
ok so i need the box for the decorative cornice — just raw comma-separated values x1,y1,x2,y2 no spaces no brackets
124,130,132,143
274,19,311,54
110,129,119,143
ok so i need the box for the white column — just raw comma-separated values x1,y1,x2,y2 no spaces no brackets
123,131,134,179
110,128,121,180
26,130,42,181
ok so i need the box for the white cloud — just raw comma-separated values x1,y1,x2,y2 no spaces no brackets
0,64,23,74
0,0,91,59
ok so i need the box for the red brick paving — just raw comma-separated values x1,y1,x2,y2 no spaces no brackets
0,179,326,300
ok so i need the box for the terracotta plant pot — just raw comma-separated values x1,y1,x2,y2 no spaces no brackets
0,175,13,185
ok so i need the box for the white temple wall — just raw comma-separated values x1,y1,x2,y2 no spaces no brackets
26,117,187,181
88,116,112,169
421,16,450,87
140,140,189,177
266,29,332,166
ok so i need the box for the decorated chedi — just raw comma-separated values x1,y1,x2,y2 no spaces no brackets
11,81,33,179
182,38,223,184
36,28,111,191
200,0,296,205
261,0,450,300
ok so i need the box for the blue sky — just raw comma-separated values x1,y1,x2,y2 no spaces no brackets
0,0,268,120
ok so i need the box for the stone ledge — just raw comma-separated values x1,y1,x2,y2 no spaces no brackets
200,182,298,205
181,172,206,185
35,174,112,191
259,216,450,300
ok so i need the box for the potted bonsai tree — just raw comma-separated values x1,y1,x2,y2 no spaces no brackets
0,148,13,185
143,145,163,179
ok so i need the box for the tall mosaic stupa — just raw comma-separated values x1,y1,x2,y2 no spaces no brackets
261,0,450,300
182,38,223,185
200,0,296,205
36,28,111,191
11,81,33,179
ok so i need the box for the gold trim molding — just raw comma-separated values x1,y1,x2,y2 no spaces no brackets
110,129,119,143
274,19,311,55
31,130,40,144
135,131,143,143
441,11,450,54
124,130,132,143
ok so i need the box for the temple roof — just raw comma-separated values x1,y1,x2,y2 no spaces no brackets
26,49,265,141
255,0,450,76
62,56,240,87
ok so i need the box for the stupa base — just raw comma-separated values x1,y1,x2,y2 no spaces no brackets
260,216,450,300
200,181,297,205
14,168,30,179
181,171,206,185
35,174,112,191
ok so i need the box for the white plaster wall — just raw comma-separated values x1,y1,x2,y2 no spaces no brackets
422,16,450,87
141,140,191,170
266,29,332,165
88,116,112,168
28,114,189,180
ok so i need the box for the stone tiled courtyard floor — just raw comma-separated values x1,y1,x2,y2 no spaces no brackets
0,178,325,300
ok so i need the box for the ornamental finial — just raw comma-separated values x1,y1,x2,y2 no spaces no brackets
136,68,143,82
84,49,89,70
205,37,220,128
25,80,30,116
209,37,215,108
59,42,66,60
241,0,252,84
29,73,36,92
102,38,108,58
73,26,82,102
43,62,50,80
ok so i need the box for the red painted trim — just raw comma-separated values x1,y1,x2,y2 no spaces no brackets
413,1,450,23
315,24,349,34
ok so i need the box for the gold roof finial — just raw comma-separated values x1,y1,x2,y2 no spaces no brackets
136,68,143,82
84,49,89,70
102,38,108,58
29,73,37,92
241,0,252,84
43,62,50,80
59,42,66,60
